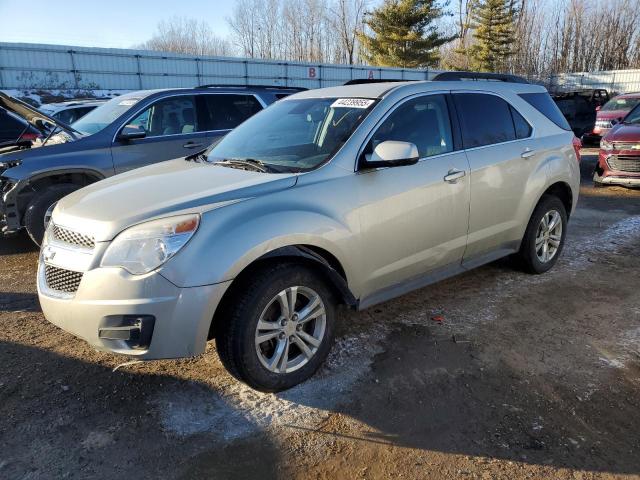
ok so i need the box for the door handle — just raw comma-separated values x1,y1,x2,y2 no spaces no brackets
444,169,466,183
521,147,536,159
183,142,204,149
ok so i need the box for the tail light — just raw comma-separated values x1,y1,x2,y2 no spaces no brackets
18,132,41,142
572,136,581,162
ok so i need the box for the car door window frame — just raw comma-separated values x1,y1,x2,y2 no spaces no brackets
112,92,267,143
355,91,460,172
451,91,535,152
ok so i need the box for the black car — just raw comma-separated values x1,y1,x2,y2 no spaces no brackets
0,105,42,146
552,89,609,141
0,85,304,244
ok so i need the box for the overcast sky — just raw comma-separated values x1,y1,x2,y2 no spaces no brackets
0,0,236,48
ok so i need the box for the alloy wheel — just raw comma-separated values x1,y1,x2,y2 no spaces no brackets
254,286,327,374
535,209,563,263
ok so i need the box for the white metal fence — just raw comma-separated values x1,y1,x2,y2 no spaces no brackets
549,70,640,94
0,42,440,91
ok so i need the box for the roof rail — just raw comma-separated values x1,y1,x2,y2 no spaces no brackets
432,71,529,84
344,79,418,85
198,84,307,91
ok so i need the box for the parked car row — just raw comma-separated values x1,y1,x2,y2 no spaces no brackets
0,85,303,244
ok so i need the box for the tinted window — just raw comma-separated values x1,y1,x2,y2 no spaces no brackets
519,92,571,130
200,94,262,131
0,109,25,141
454,93,516,148
369,94,453,158
510,106,532,139
127,96,197,136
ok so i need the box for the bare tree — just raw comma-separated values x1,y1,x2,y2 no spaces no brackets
137,16,235,56
327,0,367,64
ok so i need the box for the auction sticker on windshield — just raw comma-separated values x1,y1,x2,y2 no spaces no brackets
331,98,375,109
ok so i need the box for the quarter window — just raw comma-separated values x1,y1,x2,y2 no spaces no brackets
368,94,453,158
510,106,532,139
126,96,197,137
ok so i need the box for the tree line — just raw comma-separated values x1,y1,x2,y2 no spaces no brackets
136,0,640,78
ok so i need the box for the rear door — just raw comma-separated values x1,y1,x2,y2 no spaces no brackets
452,92,538,264
111,95,208,174
199,94,264,145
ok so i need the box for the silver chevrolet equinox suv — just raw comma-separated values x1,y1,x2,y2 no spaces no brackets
38,76,580,392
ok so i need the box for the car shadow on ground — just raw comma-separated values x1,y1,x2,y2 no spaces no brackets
0,292,39,312
0,232,38,256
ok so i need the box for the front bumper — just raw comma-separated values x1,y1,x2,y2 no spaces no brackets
37,248,231,359
594,151,640,187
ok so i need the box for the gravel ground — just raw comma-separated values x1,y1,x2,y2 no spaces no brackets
1,150,639,480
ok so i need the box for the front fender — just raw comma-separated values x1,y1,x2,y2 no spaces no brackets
159,199,359,292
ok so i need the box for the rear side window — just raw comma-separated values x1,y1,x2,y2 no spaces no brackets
519,92,571,130
453,93,516,148
199,94,263,131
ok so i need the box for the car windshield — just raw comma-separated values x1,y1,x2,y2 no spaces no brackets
623,104,640,125
206,97,375,172
601,97,640,112
72,96,143,135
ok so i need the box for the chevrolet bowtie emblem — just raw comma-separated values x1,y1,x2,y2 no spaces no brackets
42,246,56,262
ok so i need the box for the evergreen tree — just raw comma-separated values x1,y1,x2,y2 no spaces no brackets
468,0,517,72
357,0,453,68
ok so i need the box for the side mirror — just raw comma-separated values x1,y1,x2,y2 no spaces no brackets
117,125,146,141
363,140,419,168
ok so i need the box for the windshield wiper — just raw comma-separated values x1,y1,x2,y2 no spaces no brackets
216,158,289,173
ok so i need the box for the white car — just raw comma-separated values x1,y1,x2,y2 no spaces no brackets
39,99,106,125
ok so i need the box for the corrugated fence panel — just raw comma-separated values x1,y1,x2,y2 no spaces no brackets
0,42,441,92
550,69,640,94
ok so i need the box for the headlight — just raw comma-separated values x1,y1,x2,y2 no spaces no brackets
600,139,614,151
101,214,199,275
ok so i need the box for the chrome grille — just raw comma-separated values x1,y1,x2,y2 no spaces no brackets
607,155,640,173
613,142,640,151
52,225,95,249
44,265,83,293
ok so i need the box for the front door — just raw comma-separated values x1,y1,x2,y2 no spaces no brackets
356,94,471,300
111,95,209,174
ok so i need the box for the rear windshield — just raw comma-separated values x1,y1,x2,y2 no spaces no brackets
519,92,571,130
601,96,640,112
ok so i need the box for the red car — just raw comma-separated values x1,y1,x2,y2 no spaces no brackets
584,93,640,145
594,103,640,187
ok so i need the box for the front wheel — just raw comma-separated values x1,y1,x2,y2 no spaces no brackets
516,195,568,274
24,184,80,246
216,263,336,392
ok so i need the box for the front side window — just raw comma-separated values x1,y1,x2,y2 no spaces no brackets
623,104,640,125
207,97,374,172
454,93,529,148
125,96,197,137
367,94,453,158
199,94,263,131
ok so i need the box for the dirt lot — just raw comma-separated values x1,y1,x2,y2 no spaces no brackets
1,150,639,480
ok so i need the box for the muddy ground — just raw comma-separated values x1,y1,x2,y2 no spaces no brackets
1,150,639,480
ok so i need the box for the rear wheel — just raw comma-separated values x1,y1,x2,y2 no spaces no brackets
215,263,336,392
516,195,568,274
24,184,80,246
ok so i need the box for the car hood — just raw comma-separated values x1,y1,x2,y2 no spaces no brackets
53,158,298,241
604,124,640,143
0,92,79,137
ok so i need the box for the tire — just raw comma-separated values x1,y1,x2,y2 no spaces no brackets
24,184,80,246
515,194,568,274
215,262,337,392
